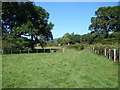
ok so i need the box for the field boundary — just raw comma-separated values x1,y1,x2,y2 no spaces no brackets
84,47,120,64
2,49,59,54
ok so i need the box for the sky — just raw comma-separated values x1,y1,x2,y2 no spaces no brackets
35,2,118,39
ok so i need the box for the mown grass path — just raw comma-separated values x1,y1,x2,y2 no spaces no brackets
2,49,118,88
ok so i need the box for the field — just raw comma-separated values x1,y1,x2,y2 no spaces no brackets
2,48,118,88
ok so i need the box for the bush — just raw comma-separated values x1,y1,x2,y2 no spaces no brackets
67,43,88,50
89,44,118,49
2,35,32,54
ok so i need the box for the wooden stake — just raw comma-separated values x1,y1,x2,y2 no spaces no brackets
63,48,65,53
93,47,94,53
20,50,21,53
2,50,3,54
113,49,116,62
109,49,111,59
118,50,120,63
104,49,106,57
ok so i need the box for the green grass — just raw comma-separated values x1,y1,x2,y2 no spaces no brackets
2,48,118,88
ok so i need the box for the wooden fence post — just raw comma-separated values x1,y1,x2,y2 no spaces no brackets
63,47,65,53
95,49,96,54
84,47,86,50
1,50,3,54
113,49,116,62
19,50,21,54
104,49,106,57
98,50,99,55
11,50,12,54
118,49,120,63
109,49,111,59
93,47,94,53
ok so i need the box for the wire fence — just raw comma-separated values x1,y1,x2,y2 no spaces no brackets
1,49,59,54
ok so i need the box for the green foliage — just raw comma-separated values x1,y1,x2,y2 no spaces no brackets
57,37,70,45
57,33,81,44
60,37,70,45
2,2,54,52
56,38,61,44
2,35,15,53
63,33,71,38
2,35,31,53
47,40,58,47
80,33,94,44
58,30,119,47
68,43,89,50
89,44,118,49
39,35,47,49
89,5,120,39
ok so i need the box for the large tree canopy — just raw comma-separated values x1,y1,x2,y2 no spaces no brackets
89,5,120,38
2,2,54,53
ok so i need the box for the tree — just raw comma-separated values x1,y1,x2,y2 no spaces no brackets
2,2,34,33
57,38,62,44
57,37,70,45
63,33,71,38
2,34,31,53
89,6,120,39
2,2,54,52
62,33,81,44
39,35,47,49
47,40,57,47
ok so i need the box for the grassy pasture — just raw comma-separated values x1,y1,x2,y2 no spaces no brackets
2,48,118,88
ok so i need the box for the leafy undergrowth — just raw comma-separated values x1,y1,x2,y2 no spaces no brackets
2,48,118,88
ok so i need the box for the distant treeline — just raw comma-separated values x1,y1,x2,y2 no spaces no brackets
48,31,119,45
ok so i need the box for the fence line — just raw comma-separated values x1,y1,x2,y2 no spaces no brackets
3,49,58,54
84,47,120,64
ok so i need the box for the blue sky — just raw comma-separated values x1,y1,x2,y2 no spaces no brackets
35,2,118,39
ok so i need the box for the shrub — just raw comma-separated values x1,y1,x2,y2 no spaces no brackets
67,43,89,50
